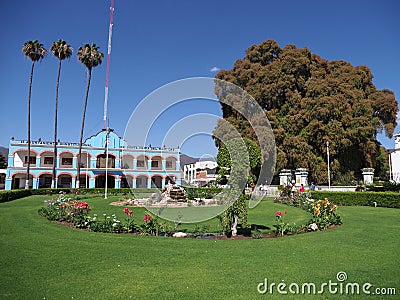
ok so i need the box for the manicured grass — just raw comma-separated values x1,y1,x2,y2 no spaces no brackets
0,195,399,299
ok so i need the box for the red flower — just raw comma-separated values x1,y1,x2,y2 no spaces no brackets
124,208,133,216
143,214,151,222
284,210,287,215
276,211,282,217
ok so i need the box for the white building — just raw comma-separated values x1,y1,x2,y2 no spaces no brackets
184,159,218,187
389,132,400,183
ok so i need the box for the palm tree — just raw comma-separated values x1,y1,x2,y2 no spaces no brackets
50,40,73,188
76,43,104,188
22,40,46,189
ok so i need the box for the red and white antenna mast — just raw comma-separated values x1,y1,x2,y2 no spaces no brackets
103,0,115,129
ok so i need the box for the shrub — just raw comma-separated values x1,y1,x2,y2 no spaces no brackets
0,190,32,203
311,191,400,208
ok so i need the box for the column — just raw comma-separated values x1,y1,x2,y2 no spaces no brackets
91,158,96,168
162,177,166,188
115,176,121,189
71,177,76,188
56,156,60,168
147,177,152,188
361,168,374,185
147,160,152,170
35,156,40,167
33,178,38,189
279,169,292,186
162,160,166,171
133,159,137,170
5,178,12,190
72,157,77,168
8,154,13,167
89,177,95,188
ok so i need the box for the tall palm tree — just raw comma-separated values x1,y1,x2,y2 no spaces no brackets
76,43,104,188
50,40,73,188
22,40,46,189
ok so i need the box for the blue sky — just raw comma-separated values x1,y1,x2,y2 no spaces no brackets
1,0,399,158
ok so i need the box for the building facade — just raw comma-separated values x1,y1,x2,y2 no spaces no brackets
183,160,218,187
389,132,400,183
5,129,181,190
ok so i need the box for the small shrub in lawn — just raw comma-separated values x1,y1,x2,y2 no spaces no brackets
38,193,91,227
273,193,342,236
139,214,160,236
308,198,342,230
273,210,291,236
86,213,124,233
251,226,262,239
193,224,211,238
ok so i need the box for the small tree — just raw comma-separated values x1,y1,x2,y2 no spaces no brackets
217,137,251,236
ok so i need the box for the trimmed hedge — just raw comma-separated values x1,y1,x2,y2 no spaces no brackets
0,188,151,203
184,187,223,200
311,191,400,208
0,190,33,203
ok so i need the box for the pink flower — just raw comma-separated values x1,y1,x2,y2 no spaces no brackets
144,214,151,222
276,211,282,217
124,207,129,214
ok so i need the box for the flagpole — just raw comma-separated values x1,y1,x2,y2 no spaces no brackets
105,128,110,199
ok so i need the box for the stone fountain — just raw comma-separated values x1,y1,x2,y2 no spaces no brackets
148,183,187,205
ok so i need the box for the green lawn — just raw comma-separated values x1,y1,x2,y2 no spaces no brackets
0,194,399,299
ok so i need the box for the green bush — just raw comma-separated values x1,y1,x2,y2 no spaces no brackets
367,181,400,192
311,191,400,208
0,190,32,203
183,187,222,200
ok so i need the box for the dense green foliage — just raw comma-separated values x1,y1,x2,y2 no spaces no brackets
311,191,400,208
217,137,262,184
214,39,398,184
184,187,223,200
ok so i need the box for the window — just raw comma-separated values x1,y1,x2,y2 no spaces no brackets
166,161,173,169
137,160,145,168
61,157,73,166
60,177,71,185
24,156,36,165
44,157,54,165
151,160,159,168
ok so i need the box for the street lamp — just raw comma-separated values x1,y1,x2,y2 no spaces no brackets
326,141,331,190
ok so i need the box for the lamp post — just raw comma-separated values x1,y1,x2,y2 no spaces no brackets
326,141,331,190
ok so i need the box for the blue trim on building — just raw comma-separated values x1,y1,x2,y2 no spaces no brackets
5,129,181,190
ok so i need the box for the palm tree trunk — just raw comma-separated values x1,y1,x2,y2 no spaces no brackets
25,61,35,189
76,69,92,188
52,60,62,188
